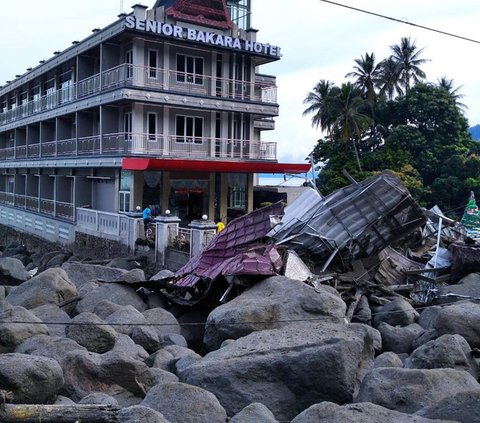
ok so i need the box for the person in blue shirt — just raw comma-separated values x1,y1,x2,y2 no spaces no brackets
142,206,153,231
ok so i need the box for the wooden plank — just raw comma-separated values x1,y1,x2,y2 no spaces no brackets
0,404,119,423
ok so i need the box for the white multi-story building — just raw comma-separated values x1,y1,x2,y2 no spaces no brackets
0,0,308,246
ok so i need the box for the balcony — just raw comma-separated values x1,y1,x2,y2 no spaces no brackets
0,64,278,126
0,191,74,221
0,132,277,162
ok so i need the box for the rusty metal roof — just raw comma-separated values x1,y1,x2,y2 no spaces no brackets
172,202,285,288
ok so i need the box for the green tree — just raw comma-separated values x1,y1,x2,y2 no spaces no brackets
390,37,428,94
302,79,338,137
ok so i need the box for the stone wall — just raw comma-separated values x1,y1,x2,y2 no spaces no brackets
0,224,60,255
73,232,131,260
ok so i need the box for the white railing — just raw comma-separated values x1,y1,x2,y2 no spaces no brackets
168,226,192,255
0,64,277,126
1,133,277,161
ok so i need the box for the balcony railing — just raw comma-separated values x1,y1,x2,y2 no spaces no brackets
0,64,277,126
0,191,74,221
0,132,277,161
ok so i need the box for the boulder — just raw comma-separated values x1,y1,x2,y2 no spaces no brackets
16,334,87,365
373,352,404,368
31,304,71,337
6,267,77,310
291,401,458,423
78,392,119,406
130,325,162,353
0,257,29,284
93,299,123,319
0,353,64,404
117,405,171,423
147,345,202,373
179,322,380,421
65,312,118,353
416,390,480,423
418,300,480,348
107,257,141,271
104,305,147,335
62,262,128,290
62,348,154,405
405,334,478,377
436,272,480,304
0,304,49,353
111,334,149,362
75,284,147,314
39,251,73,272
141,382,227,423
203,275,347,351
373,297,418,328
352,295,372,325
142,307,181,339
229,402,278,423
355,367,480,414
378,322,424,354
116,268,145,283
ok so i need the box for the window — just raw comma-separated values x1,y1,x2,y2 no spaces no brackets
125,49,133,79
176,115,203,144
227,0,251,30
176,54,204,85
119,170,132,212
147,113,156,141
31,86,41,112
124,112,132,141
148,50,158,78
44,79,55,110
6,176,14,193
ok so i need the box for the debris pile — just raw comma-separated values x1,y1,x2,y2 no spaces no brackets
1,170,480,422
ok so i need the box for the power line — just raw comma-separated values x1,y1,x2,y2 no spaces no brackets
318,0,480,45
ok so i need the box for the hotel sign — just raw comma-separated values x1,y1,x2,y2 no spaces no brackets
125,16,281,58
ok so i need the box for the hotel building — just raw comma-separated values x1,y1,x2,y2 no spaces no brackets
0,0,309,247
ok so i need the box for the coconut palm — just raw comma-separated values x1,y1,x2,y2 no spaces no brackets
390,37,429,94
377,56,403,100
331,82,373,171
303,79,338,137
437,76,467,112
345,52,382,105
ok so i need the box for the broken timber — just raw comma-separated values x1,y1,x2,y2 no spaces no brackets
0,404,119,423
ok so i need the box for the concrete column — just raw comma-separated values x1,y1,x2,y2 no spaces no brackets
188,218,217,257
208,173,215,220
154,214,181,265
247,173,254,213
220,173,228,223
161,171,170,212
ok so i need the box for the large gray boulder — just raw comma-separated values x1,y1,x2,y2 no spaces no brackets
147,345,202,373
65,312,118,353
378,322,424,354
373,352,404,368
291,401,458,423
0,257,29,284
0,353,64,404
229,402,278,423
203,275,347,351
117,405,171,423
142,307,181,339
436,273,480,304
16,334,87,366
355,367,480,414
373,297,418,328
6,267,77,310
104,304,147,335
141,382,227,423
405,334,478,377
62,262,128,290
0,303,49,353
31,304,71,337
62,348,155,405
418,300,480,348
416,390,480,423
179,322,380,421
75,284,147,314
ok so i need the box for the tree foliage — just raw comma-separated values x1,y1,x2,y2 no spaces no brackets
304,37,476,216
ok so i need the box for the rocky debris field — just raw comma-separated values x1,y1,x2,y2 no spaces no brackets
0,242,479,423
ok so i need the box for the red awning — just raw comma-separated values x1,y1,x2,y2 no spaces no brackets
122,158,311,174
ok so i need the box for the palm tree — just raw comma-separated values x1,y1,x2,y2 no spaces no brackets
377,56,403,100
436,76,467,112
303,79,338,137
331,83,373,171
345,52,382,105
390,37,429,94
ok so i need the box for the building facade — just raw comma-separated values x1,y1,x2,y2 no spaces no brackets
0,0,308,246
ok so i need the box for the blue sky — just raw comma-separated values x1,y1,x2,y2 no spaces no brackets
2,1,480,166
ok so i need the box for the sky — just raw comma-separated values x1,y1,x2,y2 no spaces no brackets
1,0,480,168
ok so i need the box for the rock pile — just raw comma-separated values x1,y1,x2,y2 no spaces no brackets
0,243,479,422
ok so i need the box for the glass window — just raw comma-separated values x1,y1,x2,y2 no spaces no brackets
175,115,203,144
176,54,204,85
148,113,156,140
119,170,132,212
124,112,132,140
148,50,158,78
125,49,133,79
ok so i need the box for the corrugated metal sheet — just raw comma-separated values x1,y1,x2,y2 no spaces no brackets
268,171,426,263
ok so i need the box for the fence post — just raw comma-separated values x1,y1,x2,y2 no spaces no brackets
188,218,217,257
155,214,181,265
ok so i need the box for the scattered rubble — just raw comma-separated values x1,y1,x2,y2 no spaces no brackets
1,171,480,422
